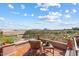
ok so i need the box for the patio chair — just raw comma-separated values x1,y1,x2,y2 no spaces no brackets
29,40,43,56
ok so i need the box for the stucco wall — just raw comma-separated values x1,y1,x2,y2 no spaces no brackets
52,41,67,50
2,41,31,56
2,44,15,56
40,39,67,50
15,41,31,56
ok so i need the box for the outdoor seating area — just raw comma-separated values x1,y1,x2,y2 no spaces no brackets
0,39,66,56
2,36,79,56
19,39,65,56
16,36,79,56
28,40,54,56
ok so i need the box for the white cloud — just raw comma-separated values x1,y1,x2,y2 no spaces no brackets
21,4,25,9
49,12,62,16
59,22,79,29
0,17,5,21
72,9,77,13
24,13,27,16
31,14,34,16
48,3,61,8
36,3,61,11
72,3,77,5
23,13,34,17
37,3,61,8
65,14,71,18
40,8,48,11
11,11,20,15
35,3,45,8
38,12,62,22
65,10,69,13
8,4,14,9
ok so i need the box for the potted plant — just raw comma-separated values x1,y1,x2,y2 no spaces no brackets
64,34,73,49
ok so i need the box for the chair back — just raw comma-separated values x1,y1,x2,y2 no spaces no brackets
29,40,42,49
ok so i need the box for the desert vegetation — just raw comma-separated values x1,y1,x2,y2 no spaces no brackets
0,31,17,45
23,28,79,43
0,27,79,45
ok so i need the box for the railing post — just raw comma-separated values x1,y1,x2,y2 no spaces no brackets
76,50,78,56
0,47,3,56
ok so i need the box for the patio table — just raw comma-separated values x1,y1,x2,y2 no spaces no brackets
43,43,54,56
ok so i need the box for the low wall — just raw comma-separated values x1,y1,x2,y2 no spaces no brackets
2,44,15,56
52,41,67,50
39,39,67,50
1,40,31,56
15,41,31,56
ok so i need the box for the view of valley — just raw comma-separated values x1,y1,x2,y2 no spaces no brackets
0,3,79,56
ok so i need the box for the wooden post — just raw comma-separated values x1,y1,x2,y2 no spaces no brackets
0,47,3,56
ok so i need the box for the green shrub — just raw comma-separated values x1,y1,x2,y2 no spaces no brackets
2,36,14,44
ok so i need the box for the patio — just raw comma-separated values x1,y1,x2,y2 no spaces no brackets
0,39,66,56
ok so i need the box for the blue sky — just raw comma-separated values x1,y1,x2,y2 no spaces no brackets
0,3,79,30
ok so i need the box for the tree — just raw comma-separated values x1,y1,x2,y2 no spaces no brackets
72,27,79,30
0,31,3,38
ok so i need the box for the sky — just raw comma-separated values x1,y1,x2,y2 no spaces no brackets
0,3,79,30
